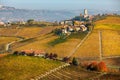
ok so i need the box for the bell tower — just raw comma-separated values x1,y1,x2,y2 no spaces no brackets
0,0,3,8
84,9,88,18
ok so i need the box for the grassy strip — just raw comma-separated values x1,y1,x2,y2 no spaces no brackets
48,35,67,46
48,31,88,46
68,32,88,40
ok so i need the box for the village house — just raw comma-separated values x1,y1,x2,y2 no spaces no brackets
80,25,87,31
0,21,5,26
61,24,87,34
21,49,45,57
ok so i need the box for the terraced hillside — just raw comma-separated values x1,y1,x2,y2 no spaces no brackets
0,55,64,80
41,66,100,80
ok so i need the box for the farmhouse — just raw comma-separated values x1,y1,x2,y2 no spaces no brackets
0,21,5,26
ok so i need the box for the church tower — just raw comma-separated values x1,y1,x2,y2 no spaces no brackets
0,0,3,8
84,9,88,15
84,9,88,18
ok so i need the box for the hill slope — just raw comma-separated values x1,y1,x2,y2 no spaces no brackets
0,55,64,80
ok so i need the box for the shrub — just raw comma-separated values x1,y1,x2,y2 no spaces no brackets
49,53,53,59
62,57,70,63
45,53,49,58
53,28,62,36
53,53,58,59
72,57,79,66
26,52,35,56
13,51,19,55
97,61,108,72
87,61,98,71
19,51,26,55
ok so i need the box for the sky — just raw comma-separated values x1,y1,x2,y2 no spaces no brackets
1,0,120,10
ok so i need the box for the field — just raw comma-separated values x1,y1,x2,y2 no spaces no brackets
95,16,120,57
12,34,82,57
0,37,19,51
95,16,120,30
0,28,19,36
0,26,60,38
0,55,64,80
42,65,100,80
12,31,88,57
72,30,100,59
102,30,120,57
72,16,120,59
47,39,81,57
12,34,58,51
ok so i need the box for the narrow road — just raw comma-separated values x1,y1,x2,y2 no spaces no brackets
99,30,102,61
6,41,15,51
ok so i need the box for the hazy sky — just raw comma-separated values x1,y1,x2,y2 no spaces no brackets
1,0,120,10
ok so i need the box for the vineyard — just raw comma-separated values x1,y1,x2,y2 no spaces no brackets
72,16,120,60
95,16,120,30
102,30,120,57
41,66,100,80
12,34,58,51
0,16,120,80
72,30,100,59
0,55,64,80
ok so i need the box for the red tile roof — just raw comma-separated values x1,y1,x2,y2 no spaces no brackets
21,50,45,54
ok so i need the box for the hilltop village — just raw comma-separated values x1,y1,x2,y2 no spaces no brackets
57,9,93,35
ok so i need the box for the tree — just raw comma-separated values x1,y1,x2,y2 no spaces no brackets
27,19,34,25
97,61,108,72
53,28,62,35
62,57,70,63
87,61,98,71
13,51,19,55
53,53,58,59
45,53,49,58
72,57,79,66
49,53,53,59
20,51,26,55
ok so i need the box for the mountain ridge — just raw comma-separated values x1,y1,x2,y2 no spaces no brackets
0,6,120,22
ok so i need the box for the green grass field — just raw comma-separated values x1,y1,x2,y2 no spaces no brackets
0,55,64,80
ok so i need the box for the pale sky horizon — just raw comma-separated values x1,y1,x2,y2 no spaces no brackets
1,0,120,10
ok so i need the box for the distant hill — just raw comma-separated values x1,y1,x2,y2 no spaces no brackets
0,6,120,22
